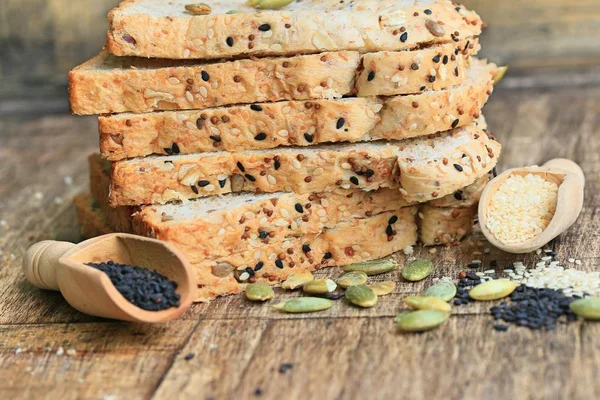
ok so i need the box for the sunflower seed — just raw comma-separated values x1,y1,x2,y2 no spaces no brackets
469,280,519,301
424,281,457,302
302,278,337,294
245,282,274,301
396,310,450,332
368,281,396,296
425,19,445,37
273,297,333,313
403,296,452,312
281,272,314,290
343,259,398,276
185,3,212,15
401,259,434,281
569,297,600,320
336,271,368,288
345,284,378,308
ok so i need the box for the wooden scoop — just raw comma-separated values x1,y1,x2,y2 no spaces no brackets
22,233,195,323
479,158,585,254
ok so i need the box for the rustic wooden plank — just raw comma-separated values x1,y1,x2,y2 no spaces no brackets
0,320,198,400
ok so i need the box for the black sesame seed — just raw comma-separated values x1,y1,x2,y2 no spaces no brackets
245,267,255,276
191,185,199,194
419,85,426,91
428,75,436,83
201,71,210,82
258,23,271,31
275,259,284,269
367,71,376,81
218,178,227,188
304,133,314,143
254,132,267,141
336,118,345,129
254,261,264,271
250,104,263,111
433,55,441,63
237,162,245,172
400,32,408,42
274,160,281,170
452,118,459,129
492,166,498,177
209,135,221,142
323,252,332,259
278,363,293,374
171,143,180,154
258,231,269,239
388,215,398,224
164,147,174,155
454,66,459,76
365,169,374,178
184,353,195,361
385,225,394,236
226,37,234,47
198,180,210,187
443,55,449,64
453,191,463,200
349,176,359,185
294,203,304,213
453,163,464,172
302,244,311,253
424,9,432,14
244,174,256,182
411,63,419,70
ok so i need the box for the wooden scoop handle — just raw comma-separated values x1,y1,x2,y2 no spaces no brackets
22,241,76,290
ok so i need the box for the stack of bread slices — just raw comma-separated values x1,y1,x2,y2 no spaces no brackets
70,0,502,301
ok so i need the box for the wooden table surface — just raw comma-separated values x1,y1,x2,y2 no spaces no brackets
0,69,599,400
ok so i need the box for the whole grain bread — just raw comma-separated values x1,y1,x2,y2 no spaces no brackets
106,0,482,60
109,122,500,206
418,203,476,246
99,59,496,160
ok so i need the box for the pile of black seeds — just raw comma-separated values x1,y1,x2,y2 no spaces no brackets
490,285,579,331
87,261,180,311
453,271,482,305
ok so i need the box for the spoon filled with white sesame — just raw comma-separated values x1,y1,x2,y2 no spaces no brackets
478,158,585,254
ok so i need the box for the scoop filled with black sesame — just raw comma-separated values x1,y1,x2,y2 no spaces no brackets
22,233,195,322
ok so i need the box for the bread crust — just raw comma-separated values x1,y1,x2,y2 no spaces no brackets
99,60,496,160
109,123,500,206
106,0,482,60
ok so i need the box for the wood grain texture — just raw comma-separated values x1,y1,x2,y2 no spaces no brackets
1,0,600,99
0,74,599,399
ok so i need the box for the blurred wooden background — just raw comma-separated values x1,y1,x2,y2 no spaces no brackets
1,0,600,103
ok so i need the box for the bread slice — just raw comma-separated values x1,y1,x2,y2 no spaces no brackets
99,59,496,160
109,122,500,206
69,40,475,115
356,38,478,97
74,194,114,238
419,204,476,246
106,0,482,60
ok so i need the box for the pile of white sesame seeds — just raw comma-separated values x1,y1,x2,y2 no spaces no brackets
486,173,558,245
505,256,599,297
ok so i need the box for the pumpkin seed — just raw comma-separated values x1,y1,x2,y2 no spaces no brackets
424,281,457,302
247,0,294,9
336,271,368,288
368,281,396,296
396,310,450,332
273,297,332,313
345,284,378,308
317,290,346,300
226,9,243,14
401,259,434,281
469,280,519,301
302,278,337,294
282,272,314,290
343,259,398,276
403,296,452,312
425,19,446,37
245,282,274,301
569,297,600,320
493,66,508,85
185,3,212,15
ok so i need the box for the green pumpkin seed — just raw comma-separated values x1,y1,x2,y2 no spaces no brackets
345,284,378,308
336,271,368,288
302,278,337,294
401,259,434,281
247,0,294,9
493,66,508,85
424,281,457,302
368,281,396,296
282,272,314,290
273,297,332,313
245,282,274,301
185,3,212,15
343,259,398,276
396,310,450,332
226,9,243,14
403,296,452,312
468,280,519,301
569,297,600,320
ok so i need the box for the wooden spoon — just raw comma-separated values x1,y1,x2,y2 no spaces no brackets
22,233,195,322
478,158,585,254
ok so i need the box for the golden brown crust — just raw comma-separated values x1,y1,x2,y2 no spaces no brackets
106,0,482,60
